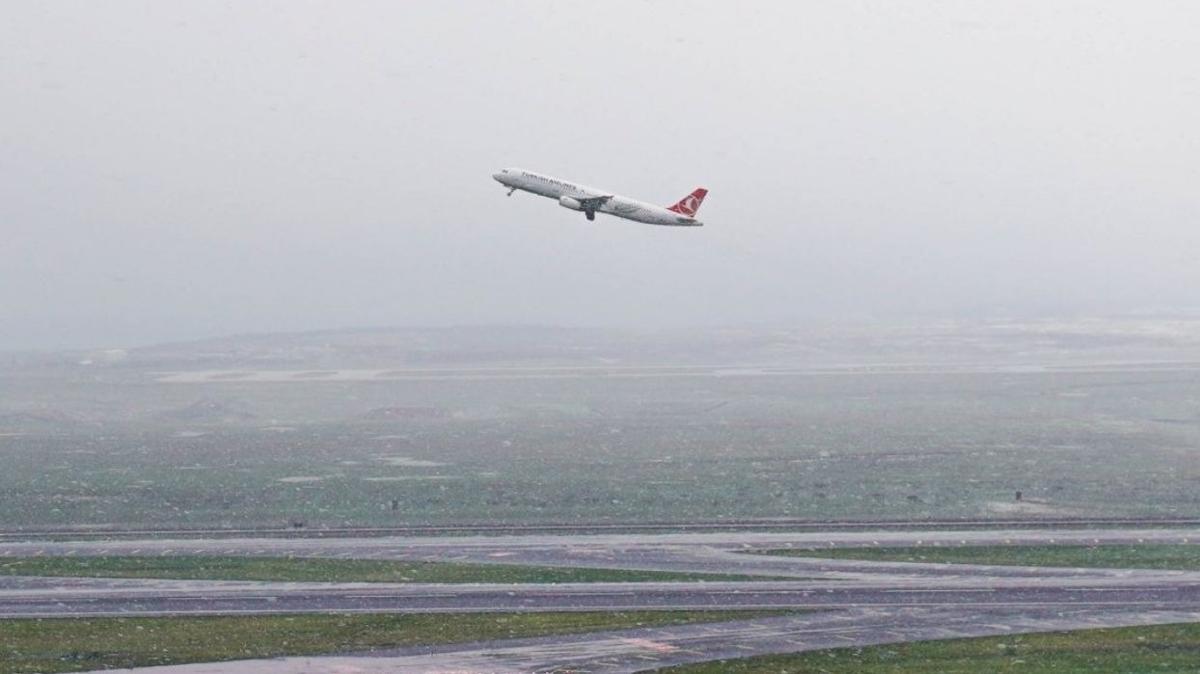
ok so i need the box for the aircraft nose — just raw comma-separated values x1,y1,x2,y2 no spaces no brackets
492,171,506,183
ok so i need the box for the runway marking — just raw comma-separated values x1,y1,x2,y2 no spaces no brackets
882,588,996,594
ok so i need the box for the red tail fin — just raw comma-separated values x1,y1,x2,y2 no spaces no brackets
666,188,708,217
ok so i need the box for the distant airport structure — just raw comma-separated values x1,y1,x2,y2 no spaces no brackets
493,168,707,226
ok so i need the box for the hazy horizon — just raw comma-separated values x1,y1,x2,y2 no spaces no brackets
5,1,1199,350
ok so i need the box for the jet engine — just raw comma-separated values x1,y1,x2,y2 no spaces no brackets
558,196,583,211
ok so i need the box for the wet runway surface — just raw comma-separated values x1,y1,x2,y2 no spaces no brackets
4,578,1200,617
80,608,1200,673
4,527,1199,577
2,528,1199,672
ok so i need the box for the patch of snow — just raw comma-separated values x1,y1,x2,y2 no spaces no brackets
373,456,446,467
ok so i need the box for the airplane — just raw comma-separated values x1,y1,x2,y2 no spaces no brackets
493,168,707,227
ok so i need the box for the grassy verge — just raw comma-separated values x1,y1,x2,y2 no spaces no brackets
0,611,778,674
0,555,742,583
761,544,1200,570
659,621,1200,673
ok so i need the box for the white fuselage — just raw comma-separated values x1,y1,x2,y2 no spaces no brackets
492,168,703,227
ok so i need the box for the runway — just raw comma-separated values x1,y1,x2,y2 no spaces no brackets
4,576,1200,618
3,527,1198,581
3,527,1200,672
77,608,1200,673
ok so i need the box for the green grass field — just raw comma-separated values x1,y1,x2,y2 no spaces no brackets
0,611,776,674
764,544,1200,570
0,555,741,583
660,621,1200,673
5,366,1200,530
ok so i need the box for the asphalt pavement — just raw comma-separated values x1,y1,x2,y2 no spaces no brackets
1,527,1199,672
74,608,1200,673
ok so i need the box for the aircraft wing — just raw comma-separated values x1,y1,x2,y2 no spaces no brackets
575,195,614,209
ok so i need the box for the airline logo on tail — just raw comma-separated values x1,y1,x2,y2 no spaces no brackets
667,188,708,217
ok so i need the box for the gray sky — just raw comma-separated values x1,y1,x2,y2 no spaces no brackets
3,1,1199,349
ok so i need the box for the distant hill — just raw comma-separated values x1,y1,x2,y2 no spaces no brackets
0,409,84,433
126,326,636,369
16,319,1200,372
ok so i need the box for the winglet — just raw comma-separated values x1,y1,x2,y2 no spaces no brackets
666,188,708,217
